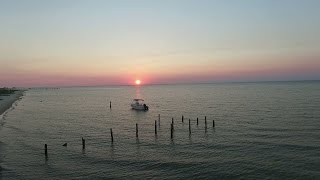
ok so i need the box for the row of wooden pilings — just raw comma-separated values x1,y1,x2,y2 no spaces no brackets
44,114,215,157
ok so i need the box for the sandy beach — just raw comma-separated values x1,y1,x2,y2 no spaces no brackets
0,90,24,116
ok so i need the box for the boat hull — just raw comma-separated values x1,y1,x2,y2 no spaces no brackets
131,104,149,111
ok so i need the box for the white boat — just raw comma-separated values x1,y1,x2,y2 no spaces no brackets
131,99,149,111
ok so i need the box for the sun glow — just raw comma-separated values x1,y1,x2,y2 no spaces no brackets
135,79,141,85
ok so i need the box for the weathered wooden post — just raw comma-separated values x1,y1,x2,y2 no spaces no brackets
205,117,207,131
110,128,114,142
170,123,173,139
189,119,191,134
197,117,199,125
110,101,112,109
155,120,157,135
182,115,184,122
213,120,215,127
45,144,48,156
172,118,174,130
82,137,85,149
136,123,138,137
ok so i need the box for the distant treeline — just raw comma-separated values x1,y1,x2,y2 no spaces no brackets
0,88,17,95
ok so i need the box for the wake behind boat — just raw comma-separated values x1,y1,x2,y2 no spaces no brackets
131,99,149,111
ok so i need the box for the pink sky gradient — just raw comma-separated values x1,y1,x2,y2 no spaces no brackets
1,58,319,87
1,1,320,87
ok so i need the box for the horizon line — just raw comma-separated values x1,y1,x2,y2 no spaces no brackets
8,79,319,89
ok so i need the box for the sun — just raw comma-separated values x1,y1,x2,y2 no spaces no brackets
135,79,141,85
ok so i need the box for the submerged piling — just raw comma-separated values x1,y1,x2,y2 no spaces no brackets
155,120,157,135
172,118,174,130
213,120,215,127
110,101,112,109
170,123,173,139
197,117,199,125
110,128,114,142
44,144,48,156
205,117,207,131
189,119,191,134
182,115,184,122
82,137,85,149
136,123,138,137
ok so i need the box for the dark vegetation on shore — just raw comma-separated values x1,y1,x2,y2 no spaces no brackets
0,88,17,95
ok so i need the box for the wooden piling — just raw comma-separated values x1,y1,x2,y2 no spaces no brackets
158,114,160,126
155,120,157,135
82,137,85,149
172,118,174,130
182,115,184,122
205,118,207,130
110,128,114,142
170,123,173,139
45,144,48,156
189,119,191,134
197,117,199,125
110,101,112,109
213,120,215,127
136,123,138,137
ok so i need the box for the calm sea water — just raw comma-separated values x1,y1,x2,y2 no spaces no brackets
1,82,320,179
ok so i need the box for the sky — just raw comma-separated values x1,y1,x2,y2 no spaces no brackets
0,0,320,87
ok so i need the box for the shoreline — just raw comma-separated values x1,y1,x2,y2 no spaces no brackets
0,90,24,116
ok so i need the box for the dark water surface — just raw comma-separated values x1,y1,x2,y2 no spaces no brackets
1,82,320,179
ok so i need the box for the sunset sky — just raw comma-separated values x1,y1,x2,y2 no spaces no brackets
1,0,320,87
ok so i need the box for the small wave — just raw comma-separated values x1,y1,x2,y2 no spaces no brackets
0,120,4,125
0,92,24,120
5,125,25,134
0,164,20,179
